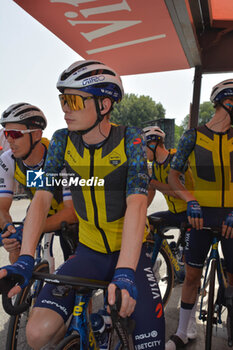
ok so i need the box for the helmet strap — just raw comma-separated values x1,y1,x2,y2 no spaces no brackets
219,102,233,124
147,143,159,162
77,98,107,136
21,130,41,161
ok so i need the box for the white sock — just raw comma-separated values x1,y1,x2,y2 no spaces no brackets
189,294,199,324
175,306,193,342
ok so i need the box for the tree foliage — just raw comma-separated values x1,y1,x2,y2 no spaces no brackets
181,101,215,131
110,93,165,127
174,124,184,148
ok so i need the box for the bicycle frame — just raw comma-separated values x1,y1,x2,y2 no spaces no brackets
199,236,228,324
35,232,55,273
66,293,99,349
152,231,185,283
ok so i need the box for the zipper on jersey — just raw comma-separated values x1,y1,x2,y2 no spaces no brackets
89,148,111,254
219,135,225,207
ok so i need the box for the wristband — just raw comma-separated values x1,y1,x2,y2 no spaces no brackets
0,255,34,289
0,223,13,246
187,200,203,219
112,267,138,300
225,211,233,228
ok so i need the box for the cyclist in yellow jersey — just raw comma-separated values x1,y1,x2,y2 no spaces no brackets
166,80,233,349
144,126,199,340
143,125,194,219
0,103,78,263
0,61,165,349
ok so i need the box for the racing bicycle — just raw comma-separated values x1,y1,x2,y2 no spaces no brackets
0,264,135,349
145,215,190,306
199,227,233,350
0,221,78,350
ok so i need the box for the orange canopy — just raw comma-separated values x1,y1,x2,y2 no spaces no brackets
12,0,233,127
13,0,233,75
13,0,195,75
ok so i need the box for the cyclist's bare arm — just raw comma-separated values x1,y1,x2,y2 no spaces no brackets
168,168,204,229
0,197,21,262
20,190,53,256
150,178,181,198
43,199,78,233
6,199,77,263
0,197,13,229
168,168,195,203
108,193,147,317
0,190,53,296
147,182,156,207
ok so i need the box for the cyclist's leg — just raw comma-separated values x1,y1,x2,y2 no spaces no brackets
166,226,212,347
132,244,165,349
26,255,78,349
26,243,118,349
26,307,66,350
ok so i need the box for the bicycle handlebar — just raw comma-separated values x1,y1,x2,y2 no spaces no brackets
148,216,222,236
110,288,135,349
148,216,192,239
202,226,222,236
32,271,109,290
0,269,134,348
0,274,29,316
0,269,109,315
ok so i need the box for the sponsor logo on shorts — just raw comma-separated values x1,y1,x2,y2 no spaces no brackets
41,299,68,315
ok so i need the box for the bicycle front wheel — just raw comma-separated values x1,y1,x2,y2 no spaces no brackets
55,334,80,349
205,258,216,350
6,261,49,350
145,240,174,306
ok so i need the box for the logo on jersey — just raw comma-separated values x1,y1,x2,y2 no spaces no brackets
133,138,142,145
26,169,45,187
0,159,8,172
109,152,121,166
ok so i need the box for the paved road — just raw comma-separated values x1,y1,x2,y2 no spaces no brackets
0,195,229,349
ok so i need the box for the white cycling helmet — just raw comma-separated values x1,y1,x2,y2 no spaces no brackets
143,126,165,143
210,79,233,103
0,103,47,130
57,60,124,103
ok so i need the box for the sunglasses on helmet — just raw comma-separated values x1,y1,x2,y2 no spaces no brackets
59,94,94,111
4,129,41,140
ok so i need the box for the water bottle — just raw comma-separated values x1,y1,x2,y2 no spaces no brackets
169,241,185,281
169,241,177,256
90,312,109,350
169,241,184,263
177,246,185,281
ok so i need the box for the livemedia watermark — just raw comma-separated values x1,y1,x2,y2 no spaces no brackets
26,169,104,188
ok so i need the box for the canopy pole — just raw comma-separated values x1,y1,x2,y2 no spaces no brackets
189,65,202,129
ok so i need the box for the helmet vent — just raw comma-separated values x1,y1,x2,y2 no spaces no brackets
2,103,26,118
60,61,102,81
75,69,116,81
14,107,41,118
